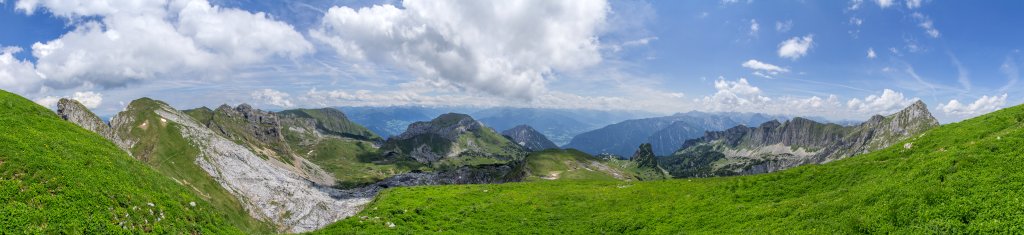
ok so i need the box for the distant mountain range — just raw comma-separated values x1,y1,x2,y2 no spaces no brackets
340,106,652,146
565,112,788,157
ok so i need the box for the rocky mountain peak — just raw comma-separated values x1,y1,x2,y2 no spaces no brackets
57,98,106,131
57,98,134,152
397,113,483,141
501,125,558,151
630,143,658,169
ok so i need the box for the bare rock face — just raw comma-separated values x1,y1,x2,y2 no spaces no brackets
153,103,372,233
501,125,558,151
662,101,940,178
56,98,134,152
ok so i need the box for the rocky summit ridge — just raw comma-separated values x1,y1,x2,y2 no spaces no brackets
661,100,939,178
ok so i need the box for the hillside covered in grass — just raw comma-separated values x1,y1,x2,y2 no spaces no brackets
316,103,1024,234
0,90,243,233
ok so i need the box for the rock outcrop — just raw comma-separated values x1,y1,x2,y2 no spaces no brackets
630,143,659,169
501,125,559,151
661,101,939,178
56,98,134,151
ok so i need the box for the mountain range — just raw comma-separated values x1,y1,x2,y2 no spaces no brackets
1,88,996,233
565,111,788,157
660,101,939,177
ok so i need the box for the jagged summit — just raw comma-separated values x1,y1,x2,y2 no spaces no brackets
630,143,658,169
501,125,558,151
662,101,940,178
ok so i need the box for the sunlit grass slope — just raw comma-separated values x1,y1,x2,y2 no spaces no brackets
316,103,1024,234
0,90,242,234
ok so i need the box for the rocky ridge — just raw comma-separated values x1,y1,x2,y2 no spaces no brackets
56,98,134,151
662,101,939,177
501,125,559,151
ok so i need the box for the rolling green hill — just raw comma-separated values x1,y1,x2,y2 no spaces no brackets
0,90,244,233
315,103,1024,233
521,149,664,182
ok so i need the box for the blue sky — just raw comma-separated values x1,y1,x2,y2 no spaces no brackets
0,0,1021,123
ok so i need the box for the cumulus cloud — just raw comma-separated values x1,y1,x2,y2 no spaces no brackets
905,0,922,9
778,35,814,60
911,13,940,38
701,78,770,108
0,46,44,94
12,0,312,90
310,0,608,100
846,89,918,114
742,59,788,78
875,0,894,8
867,48,877,59
939,94,1008,116
251,88,294,108
697,78,854,118
33,91,103,109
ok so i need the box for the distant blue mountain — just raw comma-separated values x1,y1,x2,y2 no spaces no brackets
472,108,654,146
565,112,789,157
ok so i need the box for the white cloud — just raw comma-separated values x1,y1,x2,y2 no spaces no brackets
742,59,789,77
846,89,918,114
13,0,312,90
778,35,814,60
911,13,940,38
867,48,877,59
33,96,60,109
310,0,608,100
72,91,103,108
875,0,894,8
848,0,864,10
775,20,792,32
905,0,922,9
696,78,853,117
749,19,759,36
32,91,103,109
0,46,44,94
939,94,1008,116
251,88,294,108
849,17,863,26
700,78,770,108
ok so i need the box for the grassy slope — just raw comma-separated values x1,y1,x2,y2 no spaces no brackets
522,149,634,181
123,99,275,233
316,104,1024,234
278,108,381,141
0,90,243,233
294,138,422,188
